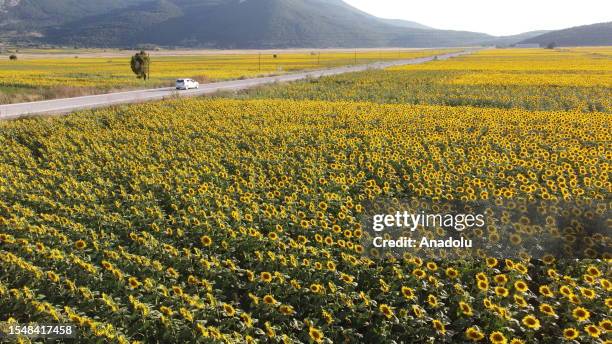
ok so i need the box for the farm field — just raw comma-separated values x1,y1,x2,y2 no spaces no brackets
0,48,610,344
0,49,456,105
246,48,612,112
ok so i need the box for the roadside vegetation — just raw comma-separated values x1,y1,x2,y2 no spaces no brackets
0,49,455,104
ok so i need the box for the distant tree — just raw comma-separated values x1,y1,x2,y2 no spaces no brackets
546,42,557,49
130,50,151,81
9,54,17,60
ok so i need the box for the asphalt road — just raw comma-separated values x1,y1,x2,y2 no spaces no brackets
0,50,474,120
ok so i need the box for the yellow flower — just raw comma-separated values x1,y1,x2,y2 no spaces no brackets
260,271,273,283
127,277,140,289
278,304,295,316
263,295,277,305
445,267,459,279
538,285,554,297
240,313,253,328
495,286,509,297
571,307,590,322
514,280,529,293
308,326,324,343
222,303,236,317
563,328,579,340
509,339,525,344
75,240,87,250
432,319,446,335
379,304,394,319
401,286,416,300
490,331,507,344
200,235,212,247
465,326,484,341
459,301,473,316
584,324,600,338
521,315,541,330
539,303,556,316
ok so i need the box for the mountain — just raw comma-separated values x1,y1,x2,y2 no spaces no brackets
0,0,148,39
0,0,492,48
377,18,433,30
478,31,552,47
519,22,612,47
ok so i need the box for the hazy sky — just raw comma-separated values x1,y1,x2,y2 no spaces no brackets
343,0,612,36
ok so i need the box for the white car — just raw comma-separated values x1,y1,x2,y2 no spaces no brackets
176,79,199,90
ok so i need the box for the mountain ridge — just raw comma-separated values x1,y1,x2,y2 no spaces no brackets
1,0,609,48
520,22,612,47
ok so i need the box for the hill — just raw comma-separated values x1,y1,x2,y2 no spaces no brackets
520,22,612,47
478,31,551,47
1,0,492,48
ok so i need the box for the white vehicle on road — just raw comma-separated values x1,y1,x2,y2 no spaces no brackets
176,79,199,90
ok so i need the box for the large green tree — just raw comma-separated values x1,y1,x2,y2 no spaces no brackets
130,50,150,81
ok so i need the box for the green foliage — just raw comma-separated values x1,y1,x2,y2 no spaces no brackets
130,50,150,81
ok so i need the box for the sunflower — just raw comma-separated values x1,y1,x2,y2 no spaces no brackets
445,267,459,279
127,277,140,289
74,240,87,250
514,280,529,293
160,306,173,316
494,274,508,285
278,304,295,316
579,287,596,300
200,235,212,246
379,304,394,319
401,286,416,300
260,271,273,283
571,307,590,322
586,265,601,277
432,319,446,335
563,328,579,340
263,295,277,305
308,326,324,343
310,284,324,294
539,303,556,316
599,319,612,332
584,324,601,338
495,286,509,297
509,339,526,344
427,294,438,307
459,301,473,316
538,285,554,297
521,315,541,330
486,257,498,268
413,268,426,279
46,271,60,283
222,303,236,317
240,313,253,328
490,331,507,344
465,326,484,341
412,305,424,318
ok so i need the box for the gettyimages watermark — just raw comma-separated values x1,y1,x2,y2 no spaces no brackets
360,197,610,260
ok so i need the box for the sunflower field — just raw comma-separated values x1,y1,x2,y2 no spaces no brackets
246,48,612,112
0,49,455,104
0,48,611,343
